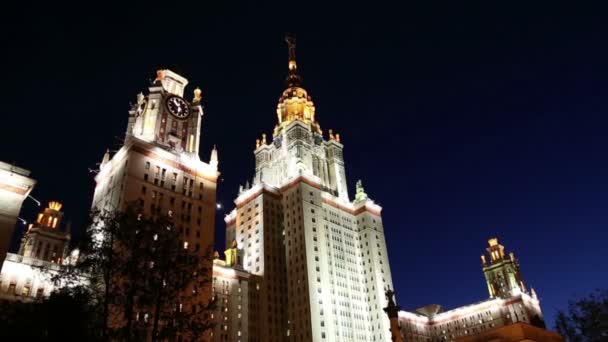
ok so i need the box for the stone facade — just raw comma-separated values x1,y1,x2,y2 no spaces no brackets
210,256,254,342
91,69,220,329
396,239,554,342
0,202,73,301
92,69,218,268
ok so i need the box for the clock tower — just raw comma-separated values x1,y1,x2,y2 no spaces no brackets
91,70,219,331
127,69,204,155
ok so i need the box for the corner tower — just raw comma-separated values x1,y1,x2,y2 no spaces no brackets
482,237,526,298
224,37,394,342
19,201,70,264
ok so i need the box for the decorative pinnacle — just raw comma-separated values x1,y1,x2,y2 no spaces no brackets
210,145,218,164
48,201,63,211
285,34,302,87
193,87,202,103
155,69,165,83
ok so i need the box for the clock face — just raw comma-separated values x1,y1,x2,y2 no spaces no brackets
166,96,190,119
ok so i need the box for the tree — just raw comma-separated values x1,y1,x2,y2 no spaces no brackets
59,205,214,341
0,287,100,340
555,289,608,342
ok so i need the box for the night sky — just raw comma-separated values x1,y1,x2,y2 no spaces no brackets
3,2,607,328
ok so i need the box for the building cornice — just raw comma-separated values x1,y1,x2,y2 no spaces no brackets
96,138,219,186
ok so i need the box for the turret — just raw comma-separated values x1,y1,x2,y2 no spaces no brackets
274,35,321,136
482,237,526,298
20,201,71,263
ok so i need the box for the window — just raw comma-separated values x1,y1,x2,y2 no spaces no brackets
145,161,150,170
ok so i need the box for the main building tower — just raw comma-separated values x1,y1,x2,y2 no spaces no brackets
223,37,394,342
92,69,219,300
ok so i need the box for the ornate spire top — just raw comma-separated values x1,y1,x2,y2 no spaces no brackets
285,35,302,87
275,36,321,135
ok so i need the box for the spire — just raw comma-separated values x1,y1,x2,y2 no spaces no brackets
285,35,302,87
274,36,321,135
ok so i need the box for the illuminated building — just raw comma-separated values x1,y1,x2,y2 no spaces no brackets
0,201,72,300
91,69,219,325
19,201,70,264
221,36,395,342
395,238,562,342
210,243,254,342
0,161,36,268
91,68,218,265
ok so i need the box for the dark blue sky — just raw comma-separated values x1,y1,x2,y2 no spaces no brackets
2,2,607,328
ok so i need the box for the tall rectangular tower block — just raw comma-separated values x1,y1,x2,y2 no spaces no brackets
223,37,395,342
92,70,219,310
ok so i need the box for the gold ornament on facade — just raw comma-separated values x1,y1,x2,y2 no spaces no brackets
276,87,318,126
193,87,202,103
273,35,322,135
49,201,62,211
155,69,165,82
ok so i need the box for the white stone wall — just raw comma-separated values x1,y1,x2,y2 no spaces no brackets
211,264,250,342
398,293,544,341
254,121,348,201
0,253,60,300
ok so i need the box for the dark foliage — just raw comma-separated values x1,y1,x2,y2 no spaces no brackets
0,287,100,340
56,205,214,341
555,289,608,342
